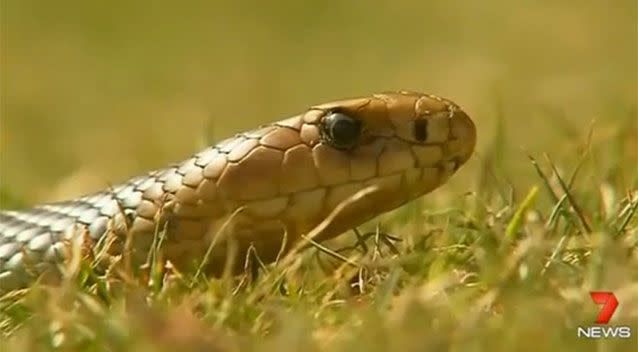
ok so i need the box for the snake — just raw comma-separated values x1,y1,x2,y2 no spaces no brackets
0,91,476,292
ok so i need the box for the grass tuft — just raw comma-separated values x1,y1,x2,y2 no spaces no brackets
1,118,636,352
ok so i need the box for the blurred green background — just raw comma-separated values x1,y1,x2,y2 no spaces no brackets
1,0,636,205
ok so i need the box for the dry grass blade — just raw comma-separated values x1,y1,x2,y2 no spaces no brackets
566,121,594,189
106,184,134,275
616,194,638,236
541,234,569,275
145,194,172,267
526,152,560,204
301,235,360,268
504,185,539,243
276,185,380,269
544,153,593,234
546,194,568,230
193,206,247,281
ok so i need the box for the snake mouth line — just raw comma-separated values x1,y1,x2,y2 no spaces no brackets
208,160,459,208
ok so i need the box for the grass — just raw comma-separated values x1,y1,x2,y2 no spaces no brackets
0,117,636,351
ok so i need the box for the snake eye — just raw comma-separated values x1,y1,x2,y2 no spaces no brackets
321,112,362,150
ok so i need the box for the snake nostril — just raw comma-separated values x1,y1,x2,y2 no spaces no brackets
452,157,461,171
414,118,428,142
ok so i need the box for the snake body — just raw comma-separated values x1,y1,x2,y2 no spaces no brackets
0,91,476,291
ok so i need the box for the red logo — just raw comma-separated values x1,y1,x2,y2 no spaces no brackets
578,291,630,339
590,291,619,324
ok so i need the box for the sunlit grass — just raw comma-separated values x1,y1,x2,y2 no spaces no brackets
1,117,636,351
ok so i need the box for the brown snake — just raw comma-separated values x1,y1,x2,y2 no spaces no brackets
0,91,476,292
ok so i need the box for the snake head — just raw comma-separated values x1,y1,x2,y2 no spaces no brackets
191,91,477,249
309,91,476,166
238,91,477,241
305,91,476,192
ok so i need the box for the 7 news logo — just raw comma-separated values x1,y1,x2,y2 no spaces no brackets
577,291,632,339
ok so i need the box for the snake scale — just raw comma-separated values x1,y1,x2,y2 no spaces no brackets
0,91,476,292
